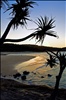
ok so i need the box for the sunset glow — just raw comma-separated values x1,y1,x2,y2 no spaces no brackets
1,0,66,47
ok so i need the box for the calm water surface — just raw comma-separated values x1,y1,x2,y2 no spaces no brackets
2,52,66,88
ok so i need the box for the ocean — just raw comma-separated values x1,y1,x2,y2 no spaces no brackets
1,52,66,89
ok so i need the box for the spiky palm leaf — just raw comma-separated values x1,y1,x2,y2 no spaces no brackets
46,51,66,68
46,55,57,68
32,16,59,45
5,0,35,28
12,8,30,29
0,0,8,8
16,0,35,8
57,52,66,67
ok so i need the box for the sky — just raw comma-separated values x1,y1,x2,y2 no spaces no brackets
1,0,66,47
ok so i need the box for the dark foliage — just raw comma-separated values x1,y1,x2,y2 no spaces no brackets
1,43,65,52
31,16,59,44
0,0,35,44
46,51,66,100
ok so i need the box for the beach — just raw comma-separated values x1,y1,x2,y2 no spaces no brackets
1,54,35,76
1,52,66,89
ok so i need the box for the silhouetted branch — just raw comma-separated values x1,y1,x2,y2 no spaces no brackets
4,33,35,42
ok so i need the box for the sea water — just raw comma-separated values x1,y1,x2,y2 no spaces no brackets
1,52,66,89
12,52,66,89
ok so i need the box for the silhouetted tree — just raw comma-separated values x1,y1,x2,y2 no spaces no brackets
46,50,66,100
4,16,58,44
31,16,59,45
0,0,35,44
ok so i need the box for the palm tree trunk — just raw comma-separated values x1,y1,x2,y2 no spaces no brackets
4,33,35,42
50,67,64,100
3,32,58,43
0,18,15,45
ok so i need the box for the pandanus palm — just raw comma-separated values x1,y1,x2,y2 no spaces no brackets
46,54,57,68
0,0,35,44
46,51,66,100
31,16,59,45
4,16,58,44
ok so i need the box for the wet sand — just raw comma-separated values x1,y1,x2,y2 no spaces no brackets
1,54,35,76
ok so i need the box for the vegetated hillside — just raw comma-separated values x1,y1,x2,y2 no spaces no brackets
1,43,66,52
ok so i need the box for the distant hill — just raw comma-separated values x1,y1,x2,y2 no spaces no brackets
1,43,66,52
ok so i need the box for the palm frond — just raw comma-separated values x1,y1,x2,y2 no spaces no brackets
0,0,9,8
12,8,30,29
5,0,36,29
31,16,58,44
57,52,66,66
46,31,59,38
46,55,57,68
16,0,36,8
16,0,19,4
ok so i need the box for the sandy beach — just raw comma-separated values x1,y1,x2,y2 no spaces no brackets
1,54,35,76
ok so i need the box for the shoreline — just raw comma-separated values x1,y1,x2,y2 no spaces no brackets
1,52,66,89
1,54,36,76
